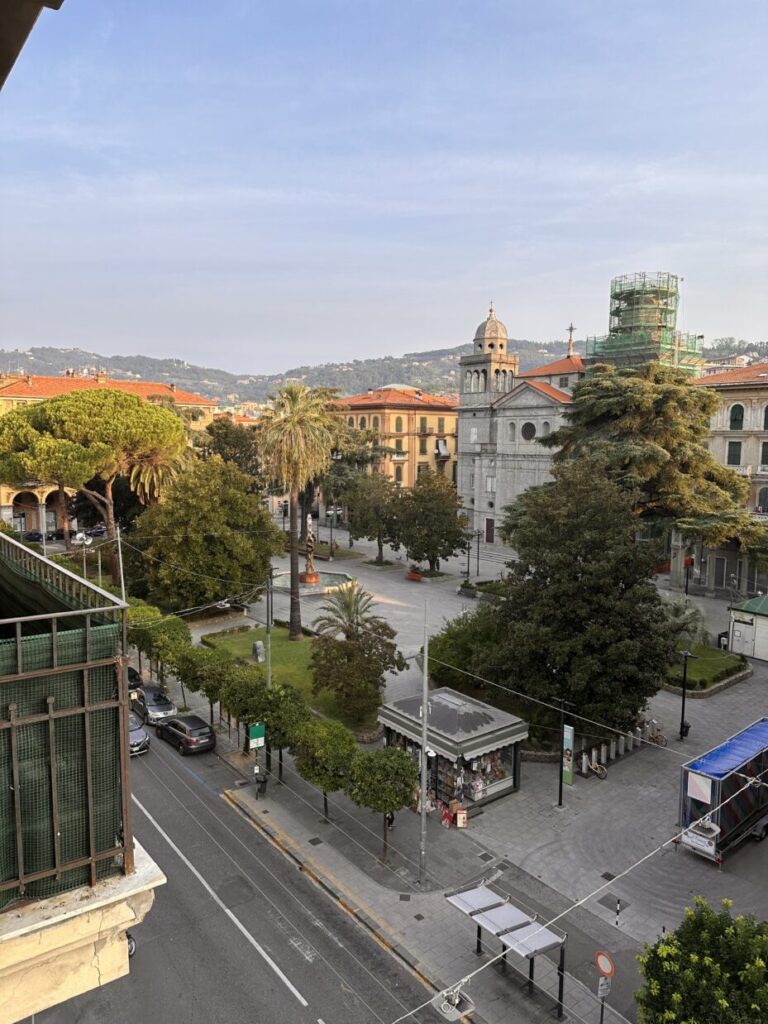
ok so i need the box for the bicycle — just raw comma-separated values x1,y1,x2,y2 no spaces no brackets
648,731,668,747
586,759,607,780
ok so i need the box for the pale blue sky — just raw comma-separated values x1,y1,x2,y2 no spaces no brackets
1,1,766,373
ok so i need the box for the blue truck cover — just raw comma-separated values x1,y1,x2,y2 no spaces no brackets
679,718,768,862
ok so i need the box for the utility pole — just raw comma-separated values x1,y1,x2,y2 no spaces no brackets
678,650,697,740
265,567,273,690
419,604,429,887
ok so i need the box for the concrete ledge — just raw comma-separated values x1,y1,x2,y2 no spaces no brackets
0,842,165,1024
662,666,753,699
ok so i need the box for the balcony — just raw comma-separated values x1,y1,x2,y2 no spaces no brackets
732,465,752,476
391,450,408,461
758,465,768,475
434,439,451,460
419,426,434,435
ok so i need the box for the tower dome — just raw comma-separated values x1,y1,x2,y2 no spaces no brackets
473,305,508,352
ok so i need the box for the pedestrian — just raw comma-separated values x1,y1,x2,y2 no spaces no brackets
386,811,395,831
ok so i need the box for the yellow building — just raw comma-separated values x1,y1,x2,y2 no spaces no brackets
339,385,458,488
0,371,218,535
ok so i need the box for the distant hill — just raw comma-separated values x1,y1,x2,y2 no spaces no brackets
0,339,583,405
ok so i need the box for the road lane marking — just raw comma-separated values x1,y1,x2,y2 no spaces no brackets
132,795,308,1007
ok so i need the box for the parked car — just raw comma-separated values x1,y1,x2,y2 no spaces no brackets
156,715,216,756
22,531,44,542
128,711,150,757
127,666,143,688
87,524,107,538
132,685,177,726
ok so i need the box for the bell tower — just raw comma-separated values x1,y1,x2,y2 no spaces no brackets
459,306,519,409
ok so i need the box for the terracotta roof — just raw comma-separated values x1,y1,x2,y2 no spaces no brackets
520,354,584,378
518,380,572,404
692,364,768,387
214,412,260,425
339,387,458,411
0,374,217,406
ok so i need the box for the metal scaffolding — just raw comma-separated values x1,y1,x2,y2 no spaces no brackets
586,272,705,375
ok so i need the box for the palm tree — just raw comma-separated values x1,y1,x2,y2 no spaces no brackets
255,384,339,639
312,580,387,640
129,447,191,505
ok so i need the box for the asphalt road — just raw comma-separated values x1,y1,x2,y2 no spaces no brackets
36,737,442,1024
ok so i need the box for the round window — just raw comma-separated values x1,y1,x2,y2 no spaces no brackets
521,422,536,441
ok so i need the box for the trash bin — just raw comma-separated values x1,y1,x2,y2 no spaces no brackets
681,721,691,738
718,631,729,651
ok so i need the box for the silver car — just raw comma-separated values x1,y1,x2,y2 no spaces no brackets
128,710,150,756
132,685,177,726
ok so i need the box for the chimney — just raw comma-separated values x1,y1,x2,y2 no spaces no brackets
169,383,177,393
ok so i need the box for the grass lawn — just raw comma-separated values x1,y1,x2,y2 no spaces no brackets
201,625,379,731
667,644,746,689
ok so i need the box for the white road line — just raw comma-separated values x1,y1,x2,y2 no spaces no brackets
132,795,308,1007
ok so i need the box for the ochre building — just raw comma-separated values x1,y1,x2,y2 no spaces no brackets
338,386,458,488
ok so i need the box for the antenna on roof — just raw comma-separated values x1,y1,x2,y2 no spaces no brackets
567,322,576,357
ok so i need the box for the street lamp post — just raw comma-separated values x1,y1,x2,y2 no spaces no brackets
678,649,698,741
556,694,573,808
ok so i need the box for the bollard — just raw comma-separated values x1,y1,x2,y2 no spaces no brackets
592,747,598,768
609,738,616,761
600,742,607,765
618,735,625,757
635,726,643,745
581,752,588,777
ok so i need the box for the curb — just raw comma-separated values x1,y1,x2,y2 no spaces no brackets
222,787,492,1024
661,665,753,698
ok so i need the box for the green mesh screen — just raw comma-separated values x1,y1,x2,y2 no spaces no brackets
0,625,125,911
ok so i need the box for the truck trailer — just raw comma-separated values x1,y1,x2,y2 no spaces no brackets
678,718,768,864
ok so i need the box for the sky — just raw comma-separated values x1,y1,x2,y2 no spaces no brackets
1,1,767,374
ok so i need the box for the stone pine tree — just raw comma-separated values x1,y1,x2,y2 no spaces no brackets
542,362,762,547
345,748,418,863
395,469,468,571
487,458,673,733
291,719,357,820
636,897,768,1023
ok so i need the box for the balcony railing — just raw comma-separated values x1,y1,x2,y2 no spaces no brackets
758,465,768,475
391,450,408,460
732,465,752,476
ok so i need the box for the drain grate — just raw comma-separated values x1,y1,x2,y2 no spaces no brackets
597,893,630,912
308,837,323,846
399,893,411,902
478,852,493,863
497,859,512,872
414,913,424,921
601,872,616,881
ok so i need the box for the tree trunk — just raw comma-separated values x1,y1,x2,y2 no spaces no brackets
209,700,214,726
428,556,437,572
266,740,272,774
279,746,283,781
289,486,302,640
382,813,389,864
103,477,120,583
179,680,187,708
377,531,384,564
58,483,71,550
323,790,329,821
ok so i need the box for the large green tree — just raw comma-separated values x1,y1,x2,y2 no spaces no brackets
394,470,468,571
345,472,400,563
543,363,760,546
310,582,406,722
128,457,282,610
255,384,340,639
636,897,768,1023
198,417,264,482
345,748,418,862
262,683,311,780
171,645,235,724
291,719,357,819
487,459,672,734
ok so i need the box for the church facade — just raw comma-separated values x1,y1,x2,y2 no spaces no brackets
457,308,584,542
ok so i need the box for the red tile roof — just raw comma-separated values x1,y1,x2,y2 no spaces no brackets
214,412,260,425
0,374,217,406
692,364,768,387
519,380,572,403
520,354,584,378
339,387,458,411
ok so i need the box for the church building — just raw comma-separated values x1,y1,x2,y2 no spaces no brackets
457,308,584,543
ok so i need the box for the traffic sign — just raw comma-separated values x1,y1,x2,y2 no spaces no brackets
598,976,612,998
595,951,615,977
248,722,266,749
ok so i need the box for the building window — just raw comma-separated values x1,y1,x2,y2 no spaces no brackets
521,422,536,441
417,463,429,477
420,416,427,433
559,376,569,389
359,416,366,429
437,416,445,433
485,518,495,544
470,427,478,443
759,486,768,509
509,422,516,441
542,421,551,436
395,438,403,452
395,416,403,433
347,416,354,427
469,473,475,489
372,415,380,430
762,441,768,466
395,466,403,484
727,441,742,465
419,438,427,454
729,404,744,430
485,476,496,493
